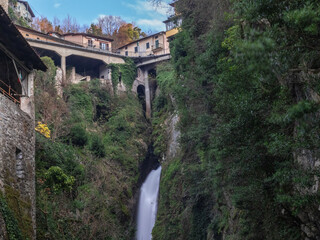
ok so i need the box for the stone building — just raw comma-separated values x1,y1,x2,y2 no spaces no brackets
9,0,35,26
63,32,114,51
117,31,170,57
0,0,8,13
0,5,46,240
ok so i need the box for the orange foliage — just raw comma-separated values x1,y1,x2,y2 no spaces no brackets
33,17,53,33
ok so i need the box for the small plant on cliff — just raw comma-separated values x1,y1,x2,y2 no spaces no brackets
44,166,75,194
35,122,51,139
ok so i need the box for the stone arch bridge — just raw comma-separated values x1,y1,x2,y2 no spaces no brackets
25,38,171,119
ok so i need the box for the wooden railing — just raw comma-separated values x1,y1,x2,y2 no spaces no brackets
0,79,20,104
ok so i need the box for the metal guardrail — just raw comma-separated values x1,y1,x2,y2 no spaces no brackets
0,79,20,104
120,48,170,57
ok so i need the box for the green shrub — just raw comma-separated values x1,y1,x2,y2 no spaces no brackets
90,134,106,158
44,166,75,194
70,125,88,146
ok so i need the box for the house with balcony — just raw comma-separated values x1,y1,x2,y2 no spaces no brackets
163,1,182,39
63,33,113,52
0,4,46,239
9,0,35,26
117,31,169,57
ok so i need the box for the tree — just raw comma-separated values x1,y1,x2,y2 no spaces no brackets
32,17,53,33
112,23,147,49
97,15,125,36
86,23,103,36
61,14,80,33
52,16,63,34
148,0,171,7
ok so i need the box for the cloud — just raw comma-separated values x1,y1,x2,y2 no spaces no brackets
93,1,169,32
123,0,172,17
54,3,61,8
136,19,165,31
120,0,171,31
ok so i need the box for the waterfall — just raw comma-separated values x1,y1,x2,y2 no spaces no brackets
136,166,162,240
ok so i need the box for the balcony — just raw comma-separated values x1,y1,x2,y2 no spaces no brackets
152,43,163,52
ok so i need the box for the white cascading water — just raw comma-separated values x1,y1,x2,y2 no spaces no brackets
136,166,162,240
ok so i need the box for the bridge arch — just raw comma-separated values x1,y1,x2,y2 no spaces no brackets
137,85,146,113
33,47,61,66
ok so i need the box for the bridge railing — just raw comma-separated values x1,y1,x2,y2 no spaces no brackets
26,37,171,59
26,37,118,55
117,48,171,58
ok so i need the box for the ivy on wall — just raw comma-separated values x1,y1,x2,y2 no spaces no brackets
109,58,137,92
0,192,23,240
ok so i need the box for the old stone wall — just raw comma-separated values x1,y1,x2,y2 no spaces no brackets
0,0,8,13
0,94,36,239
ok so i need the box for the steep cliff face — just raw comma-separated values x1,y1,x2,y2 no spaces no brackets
292,72,320,239
152,0,320,239
165,113,180,160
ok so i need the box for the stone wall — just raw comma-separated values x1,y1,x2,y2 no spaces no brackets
0,94,36,239
0,0,8,13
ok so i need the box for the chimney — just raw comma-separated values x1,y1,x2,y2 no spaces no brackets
0,0,8,14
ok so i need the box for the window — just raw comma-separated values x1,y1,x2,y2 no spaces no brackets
26,34,29,37
106,44,109,51
125,46,128,50
125,51,128,56
146,42,150,49
134,47,138,53
16,148,24,179
155,40,159,48
100,42,106,50
155,36,158,39
88,40,93,47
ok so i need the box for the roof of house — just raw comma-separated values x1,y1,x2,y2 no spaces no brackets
18,0,35,18
118,31,166,49
47,31,63,37
16,25,83,47
0,6,46,71
63,33,114,42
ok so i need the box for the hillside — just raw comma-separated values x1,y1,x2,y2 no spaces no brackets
33,57,151,239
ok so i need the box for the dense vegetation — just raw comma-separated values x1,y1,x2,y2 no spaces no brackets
5,0,320,239
152,0,320,239
34,57,150,239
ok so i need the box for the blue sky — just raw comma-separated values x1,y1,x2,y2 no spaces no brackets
27,0,173,33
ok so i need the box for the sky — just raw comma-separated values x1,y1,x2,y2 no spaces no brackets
26,0,173,33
